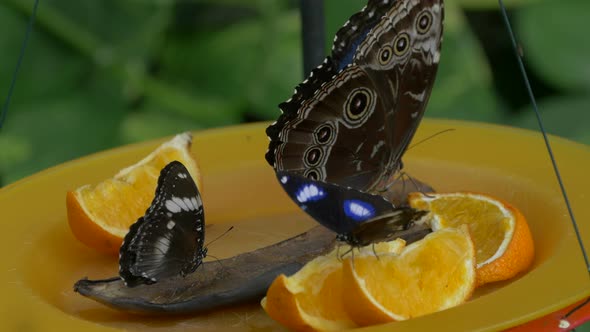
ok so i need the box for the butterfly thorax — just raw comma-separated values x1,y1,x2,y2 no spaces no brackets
336,206,428,248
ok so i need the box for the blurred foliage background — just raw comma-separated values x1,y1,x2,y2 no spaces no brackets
0,0,589,186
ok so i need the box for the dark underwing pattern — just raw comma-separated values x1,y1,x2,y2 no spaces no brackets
266,0,444,196
276,171,427,247
119,161,206,287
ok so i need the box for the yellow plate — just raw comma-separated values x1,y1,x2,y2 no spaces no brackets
1,119,589,331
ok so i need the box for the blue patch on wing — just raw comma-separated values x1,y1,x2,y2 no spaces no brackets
336,28,371,71
343,199,376,222
295,184,326,203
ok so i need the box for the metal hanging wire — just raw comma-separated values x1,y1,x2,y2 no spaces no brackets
0,0,40,131
497,0,589,272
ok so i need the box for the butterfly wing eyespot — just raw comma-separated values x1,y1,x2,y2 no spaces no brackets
304,147,324,167
416,10,433,34
304,169,321,180
343,87,376,126
314,123,336,145
393,33,411,56
378,45,393,65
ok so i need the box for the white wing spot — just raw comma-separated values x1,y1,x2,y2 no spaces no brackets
191,197,199,209
178,173,188,179
167,220,176,229
280,175,288,184
349,202,372,218
296,184,325,203
172,196,189,211
154,236,171,255
183,197,195,210
165,199,181,213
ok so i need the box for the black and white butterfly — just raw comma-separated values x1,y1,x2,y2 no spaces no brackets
277,171,427,247
119,160,206,287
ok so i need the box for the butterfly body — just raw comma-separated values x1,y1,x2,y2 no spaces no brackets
266,0,444,195
119,161,206,287
277,171,427,247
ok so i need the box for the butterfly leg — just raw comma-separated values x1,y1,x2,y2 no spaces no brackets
207,254,226,270
371,243,380,261
339,246,354,261
399,171,435,198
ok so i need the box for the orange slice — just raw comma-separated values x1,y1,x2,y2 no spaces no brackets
261,241,405,332
408,192,534,286
342,227,476,326
66,133,202,254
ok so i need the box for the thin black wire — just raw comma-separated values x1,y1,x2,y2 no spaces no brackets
563,297,590,319
0,0,40,130
497,0,589,271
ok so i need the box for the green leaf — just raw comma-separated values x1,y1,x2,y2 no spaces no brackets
244,11,303,120
510,96,590,144
45,0,172,61
427,1,502,122
517,0,590,92
141,79,243,127
0,135,32,171
0,91,125,184
454,0,542,9
160,7,301,121
121,106,203,144
0,5,86,107
160,20,262,106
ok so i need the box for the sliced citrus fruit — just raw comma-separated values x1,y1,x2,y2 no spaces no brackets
261,241,405,332
408,192,534,286
66,132,202,254
342,226,476,326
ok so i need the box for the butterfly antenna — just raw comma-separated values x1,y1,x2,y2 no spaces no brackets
205,226,234,248
497,0,589,272
407,128,456,151
202,226,234,270
1,0,40,130
371,243,380,261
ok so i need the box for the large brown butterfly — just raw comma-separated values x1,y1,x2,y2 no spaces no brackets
266,0,444,197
